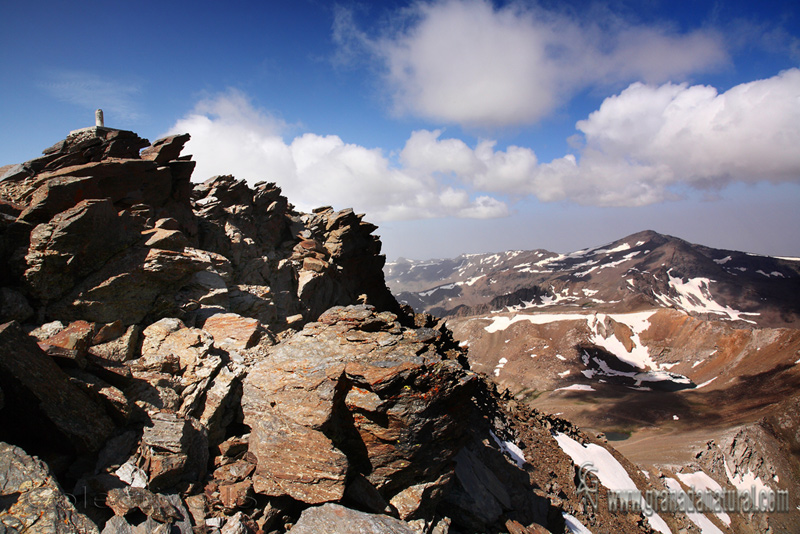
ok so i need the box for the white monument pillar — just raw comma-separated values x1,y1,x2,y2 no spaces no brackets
95,109,104,127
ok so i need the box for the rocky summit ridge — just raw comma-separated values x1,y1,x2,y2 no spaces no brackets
0,128,686,533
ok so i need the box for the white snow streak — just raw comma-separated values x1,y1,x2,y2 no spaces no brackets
663,477,725,534
553,433,670,534
555,384,596,392
490,431,526,468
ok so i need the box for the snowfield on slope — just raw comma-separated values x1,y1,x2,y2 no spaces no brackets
483,310,692,387
653,270,760,323
553,433,670,534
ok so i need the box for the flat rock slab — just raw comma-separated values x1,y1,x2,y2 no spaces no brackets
291,503,416,534
202,312,261,350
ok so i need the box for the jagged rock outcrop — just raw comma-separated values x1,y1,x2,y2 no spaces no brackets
241,305,475,512
0,127,675,533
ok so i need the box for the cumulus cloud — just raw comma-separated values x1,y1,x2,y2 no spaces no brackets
563,68,800,204
168,90,509,221
400,69,800,206
340,0,727,127
170,70,800,222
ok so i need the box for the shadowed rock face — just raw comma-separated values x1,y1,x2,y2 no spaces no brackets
0,321,114,454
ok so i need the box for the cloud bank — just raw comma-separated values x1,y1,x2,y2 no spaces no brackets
170,70,800,221
402,69,800,206
340,0,728,127
170,90,509,220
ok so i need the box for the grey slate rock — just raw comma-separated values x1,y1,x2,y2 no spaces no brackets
290,503,417,534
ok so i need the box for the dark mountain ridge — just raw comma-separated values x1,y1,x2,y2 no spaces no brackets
386,229,800,327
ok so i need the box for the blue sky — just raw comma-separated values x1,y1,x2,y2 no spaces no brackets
2,0,799,260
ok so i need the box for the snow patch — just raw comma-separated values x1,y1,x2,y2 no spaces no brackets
663,477,725,534
588,311,659,370
493,357,508,377
676,471,731,526
556,384,595,392
563,512,593,534
461,275,485,286
724,460,774,498
554,433,670,533
653,270,760,323
595,242,632,255
490,431,525,468
696,377,717,389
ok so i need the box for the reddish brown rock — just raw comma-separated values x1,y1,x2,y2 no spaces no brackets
242,305,476,508
141,317,214,372
65,368,131,423
202,312,262,351
303,256,329,273
105,486,182,523
143,227,189,250
249,410,349,504
140,133,191,164
141,411,209,491
41,319,95,353
92,320,126,345
89,324,141,363
219,479,254,510
213,459,256,483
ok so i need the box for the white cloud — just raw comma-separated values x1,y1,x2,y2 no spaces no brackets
562,68,800,204
40,70,144,122
395,70,800,207
357,0,727,127
168,90,509,221
171,70,800,221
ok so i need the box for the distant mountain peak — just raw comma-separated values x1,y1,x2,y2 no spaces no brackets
385,230,800,327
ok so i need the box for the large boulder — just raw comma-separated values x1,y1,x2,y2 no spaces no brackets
242,305,477,508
